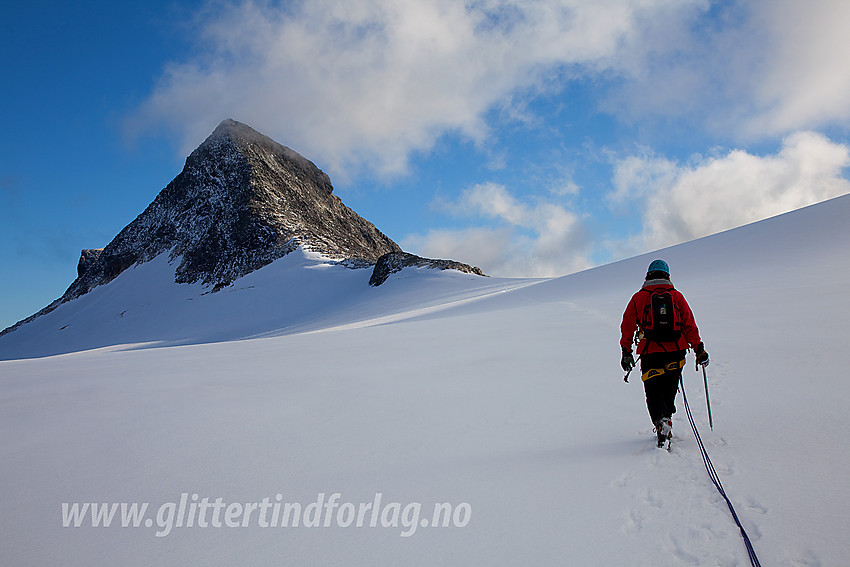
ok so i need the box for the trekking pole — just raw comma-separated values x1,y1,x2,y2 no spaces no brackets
701,363,713,430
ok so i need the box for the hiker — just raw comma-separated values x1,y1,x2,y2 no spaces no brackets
620,259,709,447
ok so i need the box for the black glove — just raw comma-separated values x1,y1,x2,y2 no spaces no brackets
621,347,635,372
695,342,709,367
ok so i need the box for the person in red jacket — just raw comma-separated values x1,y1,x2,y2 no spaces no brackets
620,259,709,447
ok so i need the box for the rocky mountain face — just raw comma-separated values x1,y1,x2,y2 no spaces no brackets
2,119,484,336
70,119,402,297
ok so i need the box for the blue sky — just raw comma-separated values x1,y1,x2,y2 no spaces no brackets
3,0,850,330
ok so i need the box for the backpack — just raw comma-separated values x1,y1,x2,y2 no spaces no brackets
640,289,682,343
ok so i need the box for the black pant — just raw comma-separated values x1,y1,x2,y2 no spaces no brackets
641,351,685,424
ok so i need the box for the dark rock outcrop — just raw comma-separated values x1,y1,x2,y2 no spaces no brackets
369,252,485,286
77,248,104,278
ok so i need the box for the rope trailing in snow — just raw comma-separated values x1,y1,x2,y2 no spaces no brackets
679,375,762,567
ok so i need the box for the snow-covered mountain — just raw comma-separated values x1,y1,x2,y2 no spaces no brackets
0,119,482,347
1,193,848,566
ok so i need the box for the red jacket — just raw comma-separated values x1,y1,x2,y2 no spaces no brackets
620,280,702,355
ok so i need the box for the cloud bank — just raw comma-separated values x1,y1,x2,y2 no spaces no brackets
604,0,850,138
132,0,850,176
611,131,850,252
129,0,708,177
410,133,850,277
403,182,590,277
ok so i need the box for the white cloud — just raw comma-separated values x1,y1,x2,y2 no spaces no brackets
612,131,850,251
403,226,514,273
606,0,850,139
127,0,850,180
746,0,850,135
127,0,708,179
403,182,590,277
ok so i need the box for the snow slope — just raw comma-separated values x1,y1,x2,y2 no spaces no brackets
0,250,535,361
1,194,849,566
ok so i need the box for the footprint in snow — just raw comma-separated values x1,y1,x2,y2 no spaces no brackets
786,548,822,566
710,436,728,447
621,509,643,534
745,498,768,515
667,534,701,565
610,472,631,488
639,487,664,509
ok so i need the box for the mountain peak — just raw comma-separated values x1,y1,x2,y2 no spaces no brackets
0,120,489,338
115,120,401,288
211,117,246,137
199,118,334,195
206,118,287,156
2,121,401,331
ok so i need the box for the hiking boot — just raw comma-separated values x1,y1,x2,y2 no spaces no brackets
660,417,673,438
655,417,673,445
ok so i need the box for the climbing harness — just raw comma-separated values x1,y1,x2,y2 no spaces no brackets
640,358,686,382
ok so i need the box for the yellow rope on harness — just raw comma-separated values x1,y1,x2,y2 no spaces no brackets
641,359,686,382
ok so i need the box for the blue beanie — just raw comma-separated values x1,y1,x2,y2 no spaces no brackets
647,259,670,276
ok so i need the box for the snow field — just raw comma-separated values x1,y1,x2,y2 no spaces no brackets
1,194,849,565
